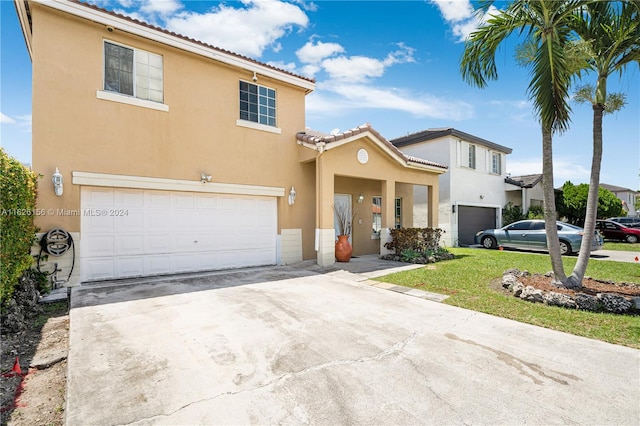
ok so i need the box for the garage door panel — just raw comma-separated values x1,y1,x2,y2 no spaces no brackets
115,190,144,208
115,257,145,278
115,210,144,231
84,215,115,233
116,235,145,255
83,258,115,280
84,235,115,257
81,188,277,281
82,188,114,207
144,255,173,276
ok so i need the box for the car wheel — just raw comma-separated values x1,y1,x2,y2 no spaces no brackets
559,240,571,255
481,236,497,249
626,234,639,244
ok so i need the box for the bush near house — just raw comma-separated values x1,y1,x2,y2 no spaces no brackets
502,202,525,226
0,149,39,306
383,228,452,263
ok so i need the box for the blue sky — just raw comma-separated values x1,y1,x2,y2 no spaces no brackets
1,0,639,190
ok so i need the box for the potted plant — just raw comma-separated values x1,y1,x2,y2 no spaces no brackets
334,203,355,262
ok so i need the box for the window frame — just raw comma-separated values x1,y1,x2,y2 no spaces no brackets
395,197,402,229
372,196,382,239
468,144,476,169
238,80,277,128
101,39,165,108
491,152,502,175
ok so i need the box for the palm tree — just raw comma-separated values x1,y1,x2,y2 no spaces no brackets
460,0,590,285
565,1,640,288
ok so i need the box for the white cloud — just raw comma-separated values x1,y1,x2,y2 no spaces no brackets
140,0,182,17
296,40,344,64
1,112,16,124
266,61,299,73
431,0,474,21
320,44,415,83
310,82,473,120
164,0,308,57
431,0,499,42
15,115,32,132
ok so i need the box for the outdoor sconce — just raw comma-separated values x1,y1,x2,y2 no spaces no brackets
357,193,364,203
201,173,212,183
452,205,456,214
52,168,63,196
288,186,296,205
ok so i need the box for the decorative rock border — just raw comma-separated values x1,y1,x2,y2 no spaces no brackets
502,269,640,315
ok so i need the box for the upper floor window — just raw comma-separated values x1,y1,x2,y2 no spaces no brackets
491,152,502,174
239,81,276,127
468,144,476,169
104,41,163,103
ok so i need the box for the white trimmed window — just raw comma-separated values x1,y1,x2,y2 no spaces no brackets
104,41,163,103
395,198,402,229
239,81,276,127
372,196,382,238
468,144,476,169
491,152,502,174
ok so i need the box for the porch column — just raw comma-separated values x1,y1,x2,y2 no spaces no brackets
380,179,395,256
316,154,335,266
428,184,439,227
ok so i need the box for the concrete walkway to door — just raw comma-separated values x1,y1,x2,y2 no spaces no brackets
66,257,640,425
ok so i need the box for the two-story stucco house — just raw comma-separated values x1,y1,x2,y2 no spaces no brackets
391,128,512,247
16,0,446,285
600,183,639,217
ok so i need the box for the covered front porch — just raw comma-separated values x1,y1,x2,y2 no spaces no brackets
297,124,448,266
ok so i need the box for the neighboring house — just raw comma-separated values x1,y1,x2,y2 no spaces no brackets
600,183,639,217
16,0,446,285
392,128,512,247
505,174,544,215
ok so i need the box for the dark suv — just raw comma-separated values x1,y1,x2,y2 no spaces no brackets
608,217,640,228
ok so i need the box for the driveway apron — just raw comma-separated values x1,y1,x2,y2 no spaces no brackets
66,265,640,425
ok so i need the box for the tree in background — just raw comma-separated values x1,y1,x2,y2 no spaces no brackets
460,0,588,285
558,181,623,225
566,0,640,287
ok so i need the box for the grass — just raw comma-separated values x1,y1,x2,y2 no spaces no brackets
603,241,640,252
378,248,640,349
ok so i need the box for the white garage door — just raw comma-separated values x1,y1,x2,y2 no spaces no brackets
80,187,277,282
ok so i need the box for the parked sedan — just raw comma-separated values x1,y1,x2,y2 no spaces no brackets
475,219,604,255
608,217,640,228
595,220,640,243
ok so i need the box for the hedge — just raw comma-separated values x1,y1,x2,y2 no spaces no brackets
1,148,39,306
384,227,445,255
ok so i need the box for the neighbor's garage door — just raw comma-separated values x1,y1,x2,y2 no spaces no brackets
458,206,497,246
80,187,277,282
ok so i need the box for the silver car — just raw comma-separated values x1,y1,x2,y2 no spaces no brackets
474,219,604,255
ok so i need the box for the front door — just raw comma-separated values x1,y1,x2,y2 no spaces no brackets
334,194,352,244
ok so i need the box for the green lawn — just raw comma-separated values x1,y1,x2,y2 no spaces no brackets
377,248,640,349
603,241,640,252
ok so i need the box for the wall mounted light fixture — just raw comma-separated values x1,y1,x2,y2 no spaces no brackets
52,168,64,196
252,71,258,82
357,193,364,203
201,173,212,183
288,186,296,205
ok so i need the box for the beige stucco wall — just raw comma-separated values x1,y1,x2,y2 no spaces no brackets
313,137,440,256
30,4,317,259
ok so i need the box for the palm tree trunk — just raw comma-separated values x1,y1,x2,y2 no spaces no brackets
541,126,567,284
567,102,604,288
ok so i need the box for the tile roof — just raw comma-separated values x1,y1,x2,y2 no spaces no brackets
296,124,448,171
600,183,638,193
505,174,543,188
391,127,512,154
59,0,315,85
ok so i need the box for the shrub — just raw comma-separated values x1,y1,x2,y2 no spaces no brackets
527,204,544,219
384,227,445,255
503,202,525,226
1,149,39,306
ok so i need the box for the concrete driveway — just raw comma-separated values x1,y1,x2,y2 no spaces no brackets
66,261,640,425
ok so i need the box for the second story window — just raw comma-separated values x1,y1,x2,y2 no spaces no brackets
239,81,276,127
104,41,163,103
491,152,502,174
468,144,476,169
